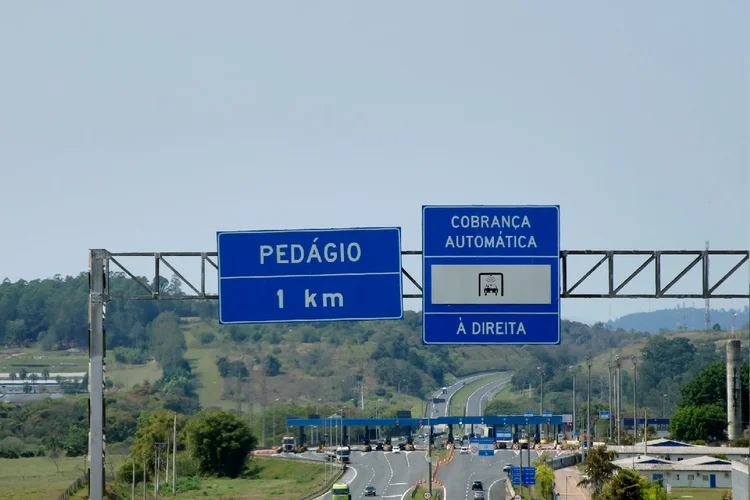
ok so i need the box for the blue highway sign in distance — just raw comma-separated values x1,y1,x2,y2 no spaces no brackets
217,227,404,324
422,205,560,345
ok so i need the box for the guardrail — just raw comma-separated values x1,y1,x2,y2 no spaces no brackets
57,471,88,500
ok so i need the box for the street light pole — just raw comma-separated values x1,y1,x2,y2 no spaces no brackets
631,355,638,440
586,357,592,455
615,355,621,445
569,366,576,439
608,361,613,441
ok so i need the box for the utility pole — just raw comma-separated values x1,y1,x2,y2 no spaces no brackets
586,357,592,456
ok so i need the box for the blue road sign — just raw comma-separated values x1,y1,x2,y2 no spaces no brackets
542,411,553,417
599,410,610,419
523,412,535,417
217,227,404,323
511,466,537,486
470,437,495,456
496,430,513,440
422,205,561,345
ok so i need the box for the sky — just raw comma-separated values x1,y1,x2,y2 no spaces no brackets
1,1,748,324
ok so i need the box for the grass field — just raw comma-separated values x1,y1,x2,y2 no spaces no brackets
165,457,329,499
668,488,730,500
0,347,88,374
0,455,116,500
449,372,507,416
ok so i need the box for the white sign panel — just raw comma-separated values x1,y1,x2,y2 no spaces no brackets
430,264,552,305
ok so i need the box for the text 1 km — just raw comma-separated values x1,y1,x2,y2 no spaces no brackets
276,289,344,309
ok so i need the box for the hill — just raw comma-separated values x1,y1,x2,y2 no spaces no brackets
0,272,653,418
610,306,750,334
485,326,749,438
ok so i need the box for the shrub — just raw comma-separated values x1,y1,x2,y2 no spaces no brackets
198,332,216,345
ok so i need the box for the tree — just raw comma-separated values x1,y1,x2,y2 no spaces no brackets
598,468,648,500
578,445,619,497
264,355,281,376
185,410,257,478
148,312,187,370
535,464,556,500
130,410,188,473
29,373,39,383
19,368,28,380
8,372,16,383
41,368,50,382
670,404,727,442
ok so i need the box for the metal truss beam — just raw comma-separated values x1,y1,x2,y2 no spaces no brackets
103,249,750,301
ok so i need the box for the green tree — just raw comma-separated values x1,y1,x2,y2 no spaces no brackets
148,312,187,370
185,410,257,478
263,355,281,376
598,468,647,500
8,372,16,383
130,410,188,473
578,445,619,497
669,404,727,442
18,368,28,380
41,368,50,382
535,463,556,500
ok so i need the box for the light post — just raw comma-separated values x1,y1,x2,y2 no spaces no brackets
272,398,279,446
631,355,638,440
608,361,613,441
586,357,592,455
569,366,576,439
615,355,621,445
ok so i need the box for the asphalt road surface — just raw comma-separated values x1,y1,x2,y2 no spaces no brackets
440,449,542,500
426,373,500,418
464,375,512,416
317,449,431,499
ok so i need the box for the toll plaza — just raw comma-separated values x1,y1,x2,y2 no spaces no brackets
286,414,566,447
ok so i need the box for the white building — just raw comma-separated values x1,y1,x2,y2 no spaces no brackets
613,454,732,488
732,461,750,500
607,438,750,462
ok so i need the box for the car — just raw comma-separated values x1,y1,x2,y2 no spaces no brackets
503,464,513,473
398,443,407,451
392,447,400,453
364,486,377,496
473,492,486,499
460,446,469,454
472,480,484,491
375,442,384,451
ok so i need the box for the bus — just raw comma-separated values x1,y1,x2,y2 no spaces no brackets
331,483,351,500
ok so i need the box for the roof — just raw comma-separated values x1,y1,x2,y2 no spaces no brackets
612,454,734,472
607,444,750,456
646,438,693,447
679,456,732,466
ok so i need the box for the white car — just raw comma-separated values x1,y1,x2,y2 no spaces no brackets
460,447,469,454
392,447,401,454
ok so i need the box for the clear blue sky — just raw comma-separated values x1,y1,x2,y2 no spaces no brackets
1,1,747,323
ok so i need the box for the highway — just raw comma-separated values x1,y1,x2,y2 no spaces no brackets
464,374,512,416
426,373,501,418
316,449,430,499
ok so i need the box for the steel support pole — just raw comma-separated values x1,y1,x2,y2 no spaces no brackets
88,249,106,499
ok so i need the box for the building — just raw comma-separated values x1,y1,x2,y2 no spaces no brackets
613,454,732,488
607,438,750,462
732,461,750,500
